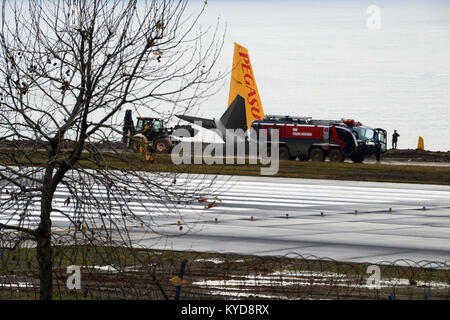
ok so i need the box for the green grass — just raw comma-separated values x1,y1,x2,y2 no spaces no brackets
2,150,449,185
120,153,450,185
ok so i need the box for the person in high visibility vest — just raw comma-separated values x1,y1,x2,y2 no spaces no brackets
392,130,400,149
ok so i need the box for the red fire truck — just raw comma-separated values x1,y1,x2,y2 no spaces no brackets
250,115,387,163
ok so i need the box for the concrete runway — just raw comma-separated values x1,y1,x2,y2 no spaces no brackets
132,175,450,264
1,172,450,265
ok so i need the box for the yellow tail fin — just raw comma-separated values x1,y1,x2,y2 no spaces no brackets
417,136,424,150
228,43,264,130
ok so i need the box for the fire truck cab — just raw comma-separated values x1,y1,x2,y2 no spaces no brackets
250,115,387,163
344,119,387,162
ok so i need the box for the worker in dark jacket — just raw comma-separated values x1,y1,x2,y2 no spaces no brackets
392,130,400,149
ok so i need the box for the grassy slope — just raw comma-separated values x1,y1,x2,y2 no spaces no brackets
1,150,450,185
106,153,450,185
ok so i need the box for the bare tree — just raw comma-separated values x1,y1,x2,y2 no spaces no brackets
0,0,224,299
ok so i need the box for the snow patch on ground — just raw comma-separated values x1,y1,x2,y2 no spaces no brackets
192,269,450,298
194,258,225,264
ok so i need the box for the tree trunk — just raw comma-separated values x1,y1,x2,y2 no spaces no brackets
37,232,53,300
37,170,55,300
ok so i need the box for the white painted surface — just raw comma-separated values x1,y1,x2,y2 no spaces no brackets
1,173,449,264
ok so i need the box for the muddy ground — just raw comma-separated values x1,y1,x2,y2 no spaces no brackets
1,248,448,300
375,149,450,163
2,139,449,163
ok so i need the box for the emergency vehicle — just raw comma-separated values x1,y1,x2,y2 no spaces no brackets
251,115,387,162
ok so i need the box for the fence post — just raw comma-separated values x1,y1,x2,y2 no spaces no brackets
6,275,12,299
151,273,169,300
97,284,102,300
65,280,71,300
24,276,30,300
121,285,127,300
175,259,187,301
30,278,36,300
1,276,4,300
59,278,64,299
15,275,21,300
114,286,119,300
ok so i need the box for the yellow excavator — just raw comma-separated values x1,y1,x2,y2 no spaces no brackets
122,112,195,154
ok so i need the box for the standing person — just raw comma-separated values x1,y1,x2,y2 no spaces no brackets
392,130,400,149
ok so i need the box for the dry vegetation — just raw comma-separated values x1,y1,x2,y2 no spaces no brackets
1,245,449,300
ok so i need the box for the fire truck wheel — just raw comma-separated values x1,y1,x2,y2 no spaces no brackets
375,152,381,162
329,149,344,162
279,146,290,160
154,138,171,153
310,148,325,162
351,154,365,163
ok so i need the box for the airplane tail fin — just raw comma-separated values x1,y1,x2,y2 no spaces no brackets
176,43,263,135
228,43,264,130
219,95,247,131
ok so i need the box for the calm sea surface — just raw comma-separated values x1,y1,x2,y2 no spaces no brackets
192,0,450,151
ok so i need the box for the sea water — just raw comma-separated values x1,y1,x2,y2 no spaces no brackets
192,0,450,151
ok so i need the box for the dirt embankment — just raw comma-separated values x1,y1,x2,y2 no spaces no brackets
2,139,450,163
380,149,450,163
0,139,127,151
